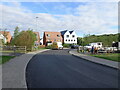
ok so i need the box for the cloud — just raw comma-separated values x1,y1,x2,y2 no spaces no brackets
74,2,118,34
2,0,119,2
0,2,118,37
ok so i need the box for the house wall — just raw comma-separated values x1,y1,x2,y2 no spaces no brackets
0,34,7,44
0,31,12,43
43,32,62,46
63,31,77,44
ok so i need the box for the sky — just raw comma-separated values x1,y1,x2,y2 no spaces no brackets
0,0,119,37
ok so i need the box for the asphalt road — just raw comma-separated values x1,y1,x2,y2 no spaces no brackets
26,49,118,88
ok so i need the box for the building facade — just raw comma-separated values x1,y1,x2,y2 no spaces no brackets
61,30,77,44
43,32,62,46
0,31,12,43
0,34,7,44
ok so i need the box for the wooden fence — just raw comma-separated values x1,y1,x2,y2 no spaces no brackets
0,46,27,56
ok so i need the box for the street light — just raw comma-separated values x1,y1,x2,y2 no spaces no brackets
36,17,39,31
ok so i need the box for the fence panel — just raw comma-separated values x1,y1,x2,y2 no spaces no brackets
0,46,26,56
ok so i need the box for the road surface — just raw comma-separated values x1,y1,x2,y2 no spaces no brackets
26,49,118,88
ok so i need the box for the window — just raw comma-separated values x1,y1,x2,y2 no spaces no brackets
71,40,73,41
69,39,70,41
66,35,69,38
66,39,67,41
47,34,50,37
74,40,75,41
57,35,60,37
98,43,101,45
72,35,75,38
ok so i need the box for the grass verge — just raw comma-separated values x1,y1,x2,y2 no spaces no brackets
90,53,120,62
0,56,15,64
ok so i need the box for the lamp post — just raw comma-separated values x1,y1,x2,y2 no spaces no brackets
36,17,39,31
35,17,39,46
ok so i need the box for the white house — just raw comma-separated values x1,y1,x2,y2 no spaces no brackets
40,38,43,45
61,30,77,44
0,34,7,44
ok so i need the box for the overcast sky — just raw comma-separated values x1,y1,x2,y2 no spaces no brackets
0,0,118,37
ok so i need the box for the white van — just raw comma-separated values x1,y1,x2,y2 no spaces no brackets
57,42,63,49
85,42,103,49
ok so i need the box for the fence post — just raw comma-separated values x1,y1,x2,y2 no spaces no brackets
25,46,26,53
13,45,16,56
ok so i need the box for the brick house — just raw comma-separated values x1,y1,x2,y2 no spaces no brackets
34,32,40,46
43,32,62,46
0,31,12,43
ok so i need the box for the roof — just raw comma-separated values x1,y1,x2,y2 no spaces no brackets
44,32,62,38
44,31,61,35
0,31,11,35
60,30,74,35
60,30,68,35
69,31,74,34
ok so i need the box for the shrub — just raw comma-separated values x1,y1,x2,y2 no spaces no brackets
38,45,45,49
51,42,58,49
63,44,71,48
45,45,52,49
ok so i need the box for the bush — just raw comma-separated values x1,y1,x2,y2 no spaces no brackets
45,45,52,49
63,44,71,48
51,42,58,49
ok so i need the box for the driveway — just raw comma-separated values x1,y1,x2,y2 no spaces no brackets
26,49,118,88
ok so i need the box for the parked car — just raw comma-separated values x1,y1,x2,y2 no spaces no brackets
71,45,79,49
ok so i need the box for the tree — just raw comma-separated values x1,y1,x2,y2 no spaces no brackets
10,26,20,45
14,29,36,50
14,26,19,38
77,33,119,47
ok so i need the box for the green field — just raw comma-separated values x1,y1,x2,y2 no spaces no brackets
0,56,15,64
90,53,120,62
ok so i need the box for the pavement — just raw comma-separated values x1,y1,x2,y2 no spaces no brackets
1,52,24,56
2,49,50,89
26,49,118,88
69,49,119,69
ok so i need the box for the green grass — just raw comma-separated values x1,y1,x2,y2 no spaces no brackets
90,53,120,62
0,56,15,64
0,50,26,53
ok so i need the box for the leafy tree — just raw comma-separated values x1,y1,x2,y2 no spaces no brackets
14,26,19,38
14,29,36,50
10,26,20,45
77,37,85,46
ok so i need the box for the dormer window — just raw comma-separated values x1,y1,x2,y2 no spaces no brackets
66,35,69,38
47,34,50,37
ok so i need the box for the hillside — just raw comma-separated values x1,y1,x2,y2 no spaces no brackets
77,33,120,47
